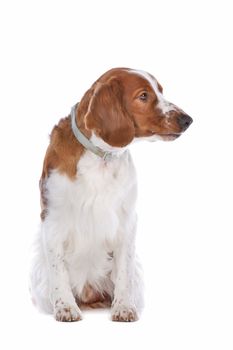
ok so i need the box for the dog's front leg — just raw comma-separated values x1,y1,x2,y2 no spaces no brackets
111,212,143,322
42,224,82,322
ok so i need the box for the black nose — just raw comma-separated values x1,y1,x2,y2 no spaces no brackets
177,114,193,132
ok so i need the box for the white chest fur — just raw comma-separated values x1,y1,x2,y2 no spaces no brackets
44,149,137,295
75,150,136,240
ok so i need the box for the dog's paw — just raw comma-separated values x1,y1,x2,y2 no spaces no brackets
54,300,82,322
111,303,139,322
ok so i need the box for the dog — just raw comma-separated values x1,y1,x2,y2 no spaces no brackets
30,68,192,322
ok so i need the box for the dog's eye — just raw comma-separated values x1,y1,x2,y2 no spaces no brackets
138,92,148,102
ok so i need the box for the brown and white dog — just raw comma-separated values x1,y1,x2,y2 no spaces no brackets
30,68,192,322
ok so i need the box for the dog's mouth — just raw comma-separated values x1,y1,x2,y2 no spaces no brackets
158,133,181,141
142,130,182,142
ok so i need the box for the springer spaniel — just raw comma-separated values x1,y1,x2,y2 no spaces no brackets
30,68,192,322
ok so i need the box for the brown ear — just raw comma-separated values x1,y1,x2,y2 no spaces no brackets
85,78,135,147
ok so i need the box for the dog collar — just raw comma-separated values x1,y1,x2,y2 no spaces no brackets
70,104,114,162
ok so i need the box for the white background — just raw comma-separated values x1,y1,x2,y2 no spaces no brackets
0,0,232,349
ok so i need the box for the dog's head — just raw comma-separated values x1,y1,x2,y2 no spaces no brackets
78,68,193,148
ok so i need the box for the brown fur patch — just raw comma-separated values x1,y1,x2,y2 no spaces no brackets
85,79,135,147
77,284,112,310
39,115,85,220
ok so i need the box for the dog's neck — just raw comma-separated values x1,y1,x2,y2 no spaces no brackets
71,104,118,162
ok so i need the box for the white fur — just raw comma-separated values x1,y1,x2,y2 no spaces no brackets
133,134,163,143
90,132,127,155
30,149,143,320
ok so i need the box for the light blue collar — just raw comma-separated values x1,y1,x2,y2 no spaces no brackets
70,104,114,161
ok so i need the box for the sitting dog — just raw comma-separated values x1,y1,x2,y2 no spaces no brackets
30,68,192,322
